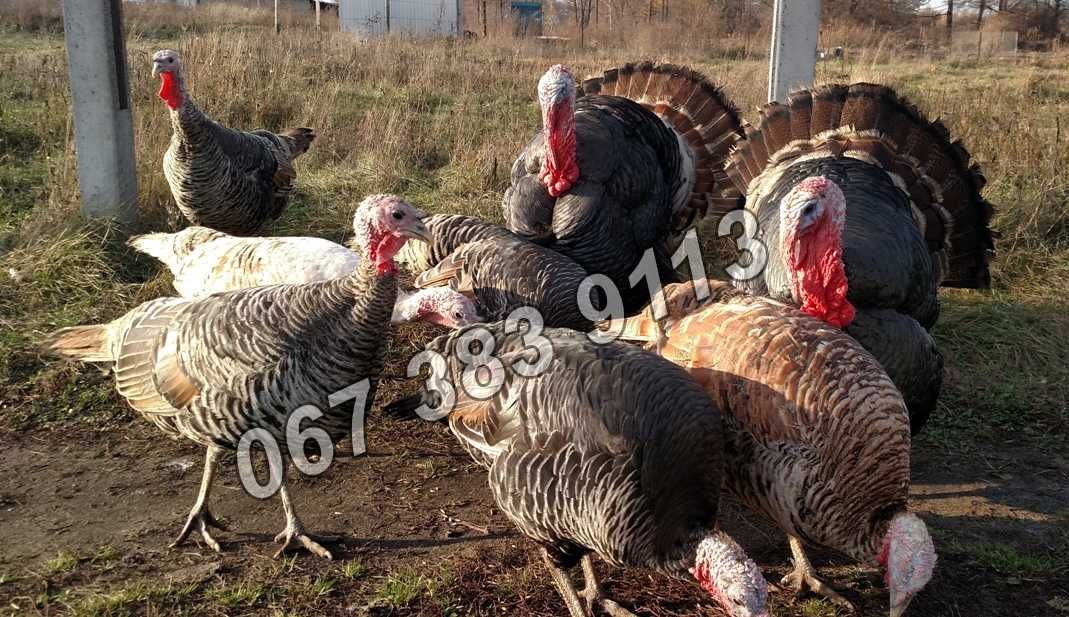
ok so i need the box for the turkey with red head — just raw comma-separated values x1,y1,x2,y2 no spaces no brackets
503,62,744,312
152,49,315,234
44,195,430,559
724,83,995,434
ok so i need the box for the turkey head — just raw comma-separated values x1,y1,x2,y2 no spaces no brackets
779,176,855,328
537,64,579,197
353,195,431,275
152,49,185,110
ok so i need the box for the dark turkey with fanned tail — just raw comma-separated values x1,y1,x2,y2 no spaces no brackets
723,83,995,434
503,62,744,312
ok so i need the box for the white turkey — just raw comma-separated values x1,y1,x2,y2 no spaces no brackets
152,49,315,234
43,195,430,559
396,214,602,330
127,226,480,327
387,324,768,617
724,83,994,434
503,62,745,311
605,273,936,616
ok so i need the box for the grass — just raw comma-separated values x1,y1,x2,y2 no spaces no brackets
43,550,79,576
375,567,429,607
953,542,1066,578
340,559,370,580
206,580,268,607
66,582,198,617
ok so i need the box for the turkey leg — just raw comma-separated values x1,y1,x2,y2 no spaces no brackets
171,446,228,553
579,555,637,617
782,535,856,611
273,481,340,560
541,549,590,617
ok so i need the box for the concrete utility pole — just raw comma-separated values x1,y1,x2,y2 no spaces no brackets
61,0,138,224
767,0,821,103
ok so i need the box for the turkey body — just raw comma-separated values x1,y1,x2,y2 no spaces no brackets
400,323,762,616
127,227,479,326
609,280,913,565
399,214,600,330
163,107,314,234
45,195,430,558
726,83,994,433
129,227,358,298
50,263,393,452
504,95,682,298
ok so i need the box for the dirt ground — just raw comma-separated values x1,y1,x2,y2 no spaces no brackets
1,386,1067,617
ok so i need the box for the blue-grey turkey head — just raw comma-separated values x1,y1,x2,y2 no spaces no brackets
724,83,995,435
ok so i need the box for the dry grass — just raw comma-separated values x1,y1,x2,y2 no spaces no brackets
0,5,1067,613
0,0,1066,428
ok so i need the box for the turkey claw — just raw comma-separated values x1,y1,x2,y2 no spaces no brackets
781,567,856,612
171,507,226,553
272,527,339,560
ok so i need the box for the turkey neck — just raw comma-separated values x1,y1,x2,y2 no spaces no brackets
161,73,217,150
539,98,578,196
343,258,398,327
785,221,855,328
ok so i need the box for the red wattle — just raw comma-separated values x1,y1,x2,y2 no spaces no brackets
370,234,407,276
540,101,579,197
158,72,182,110
788,225,855,329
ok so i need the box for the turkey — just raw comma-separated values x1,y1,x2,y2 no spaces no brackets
127,227,480,327
603,275,936,616
396,214,601,330
43,195,430,559
503,62,744,311
388,323,768,617
152,49,315,234
723,83,994,434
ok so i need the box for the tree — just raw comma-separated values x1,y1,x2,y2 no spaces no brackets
572,0,596,45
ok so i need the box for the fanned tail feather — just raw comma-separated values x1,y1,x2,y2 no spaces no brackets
579,61,745,227
127,233,180,271
281,127,316,159
42,325,113,363
726,82,994,288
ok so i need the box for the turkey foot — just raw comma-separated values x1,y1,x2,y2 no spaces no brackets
782,536,856,612
171,505,227,553
170,447,226,553
273,483,339,560
272,525,339,560
579,555,637,617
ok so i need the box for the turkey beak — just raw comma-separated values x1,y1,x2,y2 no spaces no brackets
889,591,912,617
152,62,164,78
401,216,432,243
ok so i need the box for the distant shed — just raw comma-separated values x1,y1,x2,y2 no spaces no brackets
340,0,463,35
